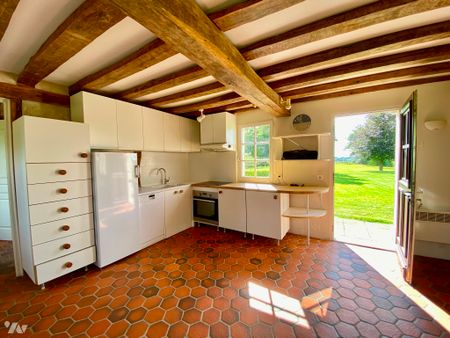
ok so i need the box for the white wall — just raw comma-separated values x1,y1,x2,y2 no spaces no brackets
140,152,190,186
189,152,237,183
236,80,450,249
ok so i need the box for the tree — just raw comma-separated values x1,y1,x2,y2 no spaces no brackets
346,113,396,171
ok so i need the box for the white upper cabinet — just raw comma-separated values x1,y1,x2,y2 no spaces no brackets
116,101,143,150
163,114,181,152
190,120,200,152
200,112,236,149
180,118,192,152
70,91,118,149
142,107,164,151
20,116,90,163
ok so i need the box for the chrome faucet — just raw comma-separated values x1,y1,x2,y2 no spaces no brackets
156,168,170,185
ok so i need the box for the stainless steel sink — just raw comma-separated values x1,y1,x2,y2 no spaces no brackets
140,183,186,193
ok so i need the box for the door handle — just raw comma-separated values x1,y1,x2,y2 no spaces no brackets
135,165,141,178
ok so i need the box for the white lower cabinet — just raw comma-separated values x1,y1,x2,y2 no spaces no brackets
139,192,165,248
246,191,290,240
218,189,246,233
164,186,192,237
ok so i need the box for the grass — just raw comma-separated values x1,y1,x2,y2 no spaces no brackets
334,163,395,224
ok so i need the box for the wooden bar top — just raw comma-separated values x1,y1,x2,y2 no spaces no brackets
192,182,329,194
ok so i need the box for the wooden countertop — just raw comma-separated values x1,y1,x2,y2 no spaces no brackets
222,183,329,194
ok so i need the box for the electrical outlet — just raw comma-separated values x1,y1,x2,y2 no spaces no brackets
317,175,323,181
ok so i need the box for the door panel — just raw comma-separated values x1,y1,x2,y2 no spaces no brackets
396,91,417,283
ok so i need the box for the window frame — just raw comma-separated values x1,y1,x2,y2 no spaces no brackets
238,121,272,182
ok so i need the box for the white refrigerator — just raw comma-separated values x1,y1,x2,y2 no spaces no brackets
92,151,140,268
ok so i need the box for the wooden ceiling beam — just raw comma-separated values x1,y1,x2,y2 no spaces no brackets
110,0,288,117
281,62,450,100
0,0,19,41
241,0,450,60
127,20,450,102
290,75,450,103
259,21,450,80
270,44,450,92
70,0,303,94
17,0,126,87
165,92,245,114
209,0,304,31
0,82,69,106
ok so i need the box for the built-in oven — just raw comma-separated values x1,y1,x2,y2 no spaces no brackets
193,189,219,225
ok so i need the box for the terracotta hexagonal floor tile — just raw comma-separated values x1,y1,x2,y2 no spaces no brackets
188,322,209,338
67,318,91,336
127,308,146,323
145,307,165,323
147,321,169,338
164,307,182,324
183,308,202,324
202,308,220,324
167,321,189,338
210,321,230,338
86,318,110,337
126,321,148,337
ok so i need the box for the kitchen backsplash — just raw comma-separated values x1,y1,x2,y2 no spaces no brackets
140,152,190,186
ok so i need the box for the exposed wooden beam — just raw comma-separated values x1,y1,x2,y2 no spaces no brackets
110,0,288,117
70,39,177,94
17,0,126,87
290,75,450,103
147,44,450,107
165,92,245,114
0,0,19,41
70,0,303,94
270,44,450,92
118,66,208,100
282,62,450,100
241,0,450,60
0,82,69,106
10,98,22,121
259,21,450,80
209,0,304,31
124,20,450,101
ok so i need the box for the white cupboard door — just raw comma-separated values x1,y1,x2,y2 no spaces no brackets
190,120,200,152
139,192,165,246
71,92,118,149
180,118,191,152
200,115,213,144
219,189,246,233
246,191,282,239
142,107,164,151
213,113,227,144
22,116,90,163
164,114,181,152
165,187,192,237
116,101,143,150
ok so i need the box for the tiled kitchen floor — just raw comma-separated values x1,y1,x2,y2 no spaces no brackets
0,226,448,337
0,240,14,274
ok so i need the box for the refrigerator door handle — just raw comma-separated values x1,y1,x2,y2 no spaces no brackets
134,165,141,178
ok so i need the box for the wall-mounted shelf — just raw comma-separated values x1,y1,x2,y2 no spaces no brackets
272,132,331,139
273,132,332,161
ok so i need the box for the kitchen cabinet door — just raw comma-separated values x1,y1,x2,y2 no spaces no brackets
20,116,90,163
116,101,143,150
190,120,200,152
164,114,181,152
165,187,192,237
180,118,192,152
139,192,165,248
213,113,227,144
142,107,164,151
219,189,246,233
70,91,118,149
246,191,289,240
200,115,213,144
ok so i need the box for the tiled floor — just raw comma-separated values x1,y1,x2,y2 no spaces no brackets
413,255,450,314
0,226,449,337
334,217,395,251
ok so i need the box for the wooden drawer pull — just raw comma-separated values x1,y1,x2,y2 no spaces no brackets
62,243,71,250
59,207,69,213
218,191,222,194
58,188,68,194
79,152,88,158
57,169,67,175
179,190,183,193
61,225,70,231
65,262,73,268
174,191,178,194
273,195,278,200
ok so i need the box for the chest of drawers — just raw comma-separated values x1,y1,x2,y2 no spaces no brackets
13,116,95,287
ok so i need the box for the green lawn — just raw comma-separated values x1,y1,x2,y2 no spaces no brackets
334,163,395,224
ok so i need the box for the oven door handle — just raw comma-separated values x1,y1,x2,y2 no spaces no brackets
193,198,217,203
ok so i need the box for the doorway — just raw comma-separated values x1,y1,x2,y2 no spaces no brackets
0,98,20,276
333,112,397,250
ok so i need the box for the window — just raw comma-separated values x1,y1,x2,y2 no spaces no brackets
240,123,270,178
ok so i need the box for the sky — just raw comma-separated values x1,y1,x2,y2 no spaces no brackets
334,114,367,157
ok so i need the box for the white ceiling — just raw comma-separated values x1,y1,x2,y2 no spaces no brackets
0,0,449,108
